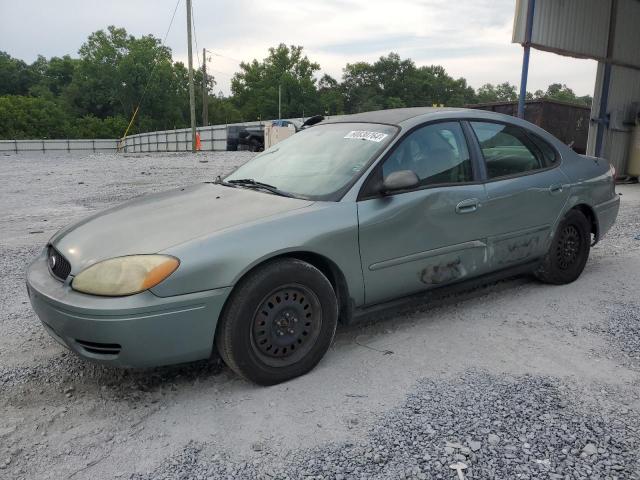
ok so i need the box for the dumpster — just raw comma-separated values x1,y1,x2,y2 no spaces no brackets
466,99,591,154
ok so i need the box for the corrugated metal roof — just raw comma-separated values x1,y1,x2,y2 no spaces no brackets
612,0,640,68
513,0,640,70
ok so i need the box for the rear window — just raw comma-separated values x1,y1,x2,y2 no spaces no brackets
470,122,556,179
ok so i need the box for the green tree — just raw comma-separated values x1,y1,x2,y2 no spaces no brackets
533,83,592,106
341,53,475,113
231,44,322,120
0,51,39,95
66,26,188,133
342,61,384,113
0,30,597,140
0,95,72,138
476,82,518,103
72,114,129,138
28,55,78,99
317,74,344,116
208,92,243,125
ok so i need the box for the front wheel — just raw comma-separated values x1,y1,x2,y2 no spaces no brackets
535,209,591,285
215,258,338,385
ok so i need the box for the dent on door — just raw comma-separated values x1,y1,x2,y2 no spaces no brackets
489,225,549,267
357,185,490,304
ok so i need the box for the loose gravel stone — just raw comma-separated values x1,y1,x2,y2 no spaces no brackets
2,153,639,479
468,441,482,452
606,303,640,369
132,372,640,480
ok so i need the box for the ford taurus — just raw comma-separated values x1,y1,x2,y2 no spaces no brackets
26,108,620,384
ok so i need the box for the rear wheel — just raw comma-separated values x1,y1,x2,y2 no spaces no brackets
535,209,591,284
248,138,263,152
216,258,338,385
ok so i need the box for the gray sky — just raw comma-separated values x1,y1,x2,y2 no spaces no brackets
0,0,597,97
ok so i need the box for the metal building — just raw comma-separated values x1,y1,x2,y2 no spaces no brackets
513,0,640,175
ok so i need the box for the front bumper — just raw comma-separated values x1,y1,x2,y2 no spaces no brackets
26,250,231,368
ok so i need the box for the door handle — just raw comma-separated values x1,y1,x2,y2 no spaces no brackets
549,184,564,195
455,198,479,214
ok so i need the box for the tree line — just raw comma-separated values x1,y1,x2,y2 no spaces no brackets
0,26,593,140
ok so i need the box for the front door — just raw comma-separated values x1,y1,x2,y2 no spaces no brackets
357,121,490,305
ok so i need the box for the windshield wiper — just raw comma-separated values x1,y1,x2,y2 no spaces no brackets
226,178,295,198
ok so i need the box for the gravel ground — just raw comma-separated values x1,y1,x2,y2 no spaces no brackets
133,373,640,480
1,151,639,480
606,304,640,369
584,303,640,372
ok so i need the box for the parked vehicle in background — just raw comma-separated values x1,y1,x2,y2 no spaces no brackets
226,124,265,152
227,116,324,152
27,108,619,385
265,116,326,149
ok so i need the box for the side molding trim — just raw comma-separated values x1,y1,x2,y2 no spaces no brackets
369,240,487,271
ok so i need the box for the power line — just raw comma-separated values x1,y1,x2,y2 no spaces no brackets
191,0,201,69
162,0,182,45
208,68,234,77
141,0,182,103
119,0,182,146
206,50,243,65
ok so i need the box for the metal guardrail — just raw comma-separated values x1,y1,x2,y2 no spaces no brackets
0,118,305,154
119,119,303,153
118,124,235,153
0,139,118,153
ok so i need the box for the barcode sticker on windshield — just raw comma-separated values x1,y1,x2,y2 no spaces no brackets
344,131,388,142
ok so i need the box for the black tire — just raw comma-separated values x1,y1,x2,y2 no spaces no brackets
248,138,263,152
215,258,338,385
535,209,591,285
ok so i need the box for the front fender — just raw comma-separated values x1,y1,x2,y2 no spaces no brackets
151,202,364,305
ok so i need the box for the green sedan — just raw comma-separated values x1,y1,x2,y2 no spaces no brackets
26,108,620,385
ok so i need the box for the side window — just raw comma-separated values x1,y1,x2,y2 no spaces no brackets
530,134,559,167
382,122,472,186
470,122,553,179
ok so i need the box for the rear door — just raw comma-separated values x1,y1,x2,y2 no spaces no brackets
357,121,490,305
468,121,570,269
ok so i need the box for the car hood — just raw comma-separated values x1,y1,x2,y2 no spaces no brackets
50,183,314,274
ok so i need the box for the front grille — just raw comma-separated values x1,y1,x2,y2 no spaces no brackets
75,339,122,356
48,246,72,281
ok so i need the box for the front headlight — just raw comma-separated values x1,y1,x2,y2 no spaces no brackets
72,255,179,296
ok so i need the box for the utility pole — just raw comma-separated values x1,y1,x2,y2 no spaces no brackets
202,48,208,127
278,84,282,119
517,0,536,119
186,0,197,152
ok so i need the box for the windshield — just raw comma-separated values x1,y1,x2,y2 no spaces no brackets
225,122,397,200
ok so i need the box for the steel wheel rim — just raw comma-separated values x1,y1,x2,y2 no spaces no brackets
556,224,581,270
250,284,323,367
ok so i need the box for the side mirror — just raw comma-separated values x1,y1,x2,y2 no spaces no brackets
381,170,419,194
300,115,325,130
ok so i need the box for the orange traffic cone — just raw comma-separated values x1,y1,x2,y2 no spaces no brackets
195,132,202,151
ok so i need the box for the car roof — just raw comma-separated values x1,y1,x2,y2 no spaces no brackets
317,106,567,155
320,107,467,126
318,107,560,141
